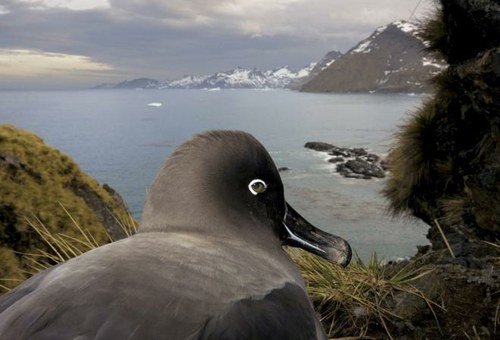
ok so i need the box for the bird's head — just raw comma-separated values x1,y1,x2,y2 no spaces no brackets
140,130,351,267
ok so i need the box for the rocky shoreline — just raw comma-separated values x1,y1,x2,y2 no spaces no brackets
305,138,499,338
305,141,388,179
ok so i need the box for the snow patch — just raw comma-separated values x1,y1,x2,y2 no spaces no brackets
394,20,418,34
352,40,372,54
322,59,336,70
423,57,446,69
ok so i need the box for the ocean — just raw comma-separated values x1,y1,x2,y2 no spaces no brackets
0,89,429,261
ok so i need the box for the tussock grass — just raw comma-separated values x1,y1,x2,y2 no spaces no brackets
0,247,24,292
382,100,438,217
288,249,441,339
0,124,136,289
20,204,138,276
0,204,137,294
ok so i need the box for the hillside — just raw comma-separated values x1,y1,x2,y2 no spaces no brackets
289,50,342,89
300,21,445,93
0,125,134,291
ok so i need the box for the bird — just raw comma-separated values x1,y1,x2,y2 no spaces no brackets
0,130,351,339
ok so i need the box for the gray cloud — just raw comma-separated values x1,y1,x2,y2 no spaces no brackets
0,0,435,89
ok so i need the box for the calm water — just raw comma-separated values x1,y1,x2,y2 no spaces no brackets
0,89,429,261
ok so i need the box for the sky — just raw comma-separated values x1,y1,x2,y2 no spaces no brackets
0,0,435,90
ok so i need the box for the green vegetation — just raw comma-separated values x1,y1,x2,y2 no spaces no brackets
0,124,135,291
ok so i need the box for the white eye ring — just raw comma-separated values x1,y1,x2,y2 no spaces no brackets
248,179,267,195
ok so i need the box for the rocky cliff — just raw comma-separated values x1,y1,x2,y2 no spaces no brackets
0,125,134,291
300,21,445,93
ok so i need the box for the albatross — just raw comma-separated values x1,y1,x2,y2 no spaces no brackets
0,130,351,339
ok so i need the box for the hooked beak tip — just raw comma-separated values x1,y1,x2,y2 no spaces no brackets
283,202,352,267
324,238,352,267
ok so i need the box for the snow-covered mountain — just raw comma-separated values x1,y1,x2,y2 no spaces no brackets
163,75,209,89
300,20,446,93
94,65,315,90
92,20,445,93
162,65,315,89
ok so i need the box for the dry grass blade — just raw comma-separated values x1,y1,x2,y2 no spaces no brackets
22,212,104,273
434,219,455,258
495,298,499,335
110,210,138,237
288,248,441,338
58,202,98,248
25,216,66,263
0,283,13,293
19,203,139,276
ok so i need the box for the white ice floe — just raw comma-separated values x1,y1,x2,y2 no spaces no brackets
147,102,162,107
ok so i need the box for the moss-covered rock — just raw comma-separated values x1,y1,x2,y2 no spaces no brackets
0,124,134,291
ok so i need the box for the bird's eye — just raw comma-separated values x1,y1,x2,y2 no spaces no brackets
248,179,267,195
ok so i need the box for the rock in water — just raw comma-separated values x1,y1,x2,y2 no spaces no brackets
305,142,386,179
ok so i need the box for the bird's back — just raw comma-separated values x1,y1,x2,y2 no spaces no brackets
0,232,324,339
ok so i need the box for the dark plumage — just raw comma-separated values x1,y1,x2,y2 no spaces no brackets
0,130,351,339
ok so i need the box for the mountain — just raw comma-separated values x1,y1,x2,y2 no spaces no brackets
93,66,314,90
93,78,160,90
308,51,343,77
162,65,316,89
299,21,446,93
162,75,210,89
166,68,268,89
289,51,342,89
91,21,444,93
114,78,160,89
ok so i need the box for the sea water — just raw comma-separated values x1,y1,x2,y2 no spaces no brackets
0,89,429,261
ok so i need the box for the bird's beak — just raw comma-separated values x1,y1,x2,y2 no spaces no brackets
282,203,351,267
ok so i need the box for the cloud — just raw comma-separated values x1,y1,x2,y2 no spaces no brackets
0,0,436,89
0,5,10,15
0,48,113,77
19,0,110,10
0,48,115,89
108,0,432,38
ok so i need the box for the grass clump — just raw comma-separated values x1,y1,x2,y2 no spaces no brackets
0,124,136,290
288,249,441,339
0,247,24,292
20,204,137,275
